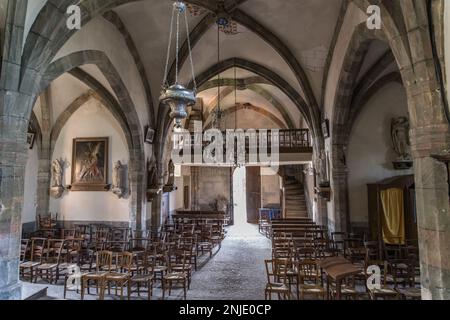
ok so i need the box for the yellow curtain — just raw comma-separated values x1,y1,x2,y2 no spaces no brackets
380,188,405,245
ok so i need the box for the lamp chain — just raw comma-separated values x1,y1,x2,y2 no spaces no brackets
162,4,176,88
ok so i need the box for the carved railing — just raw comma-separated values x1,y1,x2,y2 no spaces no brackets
173,129,312,154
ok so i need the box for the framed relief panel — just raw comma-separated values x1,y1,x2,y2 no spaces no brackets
71,137,109,191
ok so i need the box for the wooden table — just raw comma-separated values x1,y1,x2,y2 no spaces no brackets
320,257,363,300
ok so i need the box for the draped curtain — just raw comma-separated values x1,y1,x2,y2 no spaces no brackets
380,188,405,245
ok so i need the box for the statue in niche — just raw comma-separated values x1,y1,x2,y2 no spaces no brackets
166,159,175,186
112,161,128,199
147,158,158,188
162,159,177,193
391,117,413,170
50,159,66,199
316,150,329,187
391,117,411,160
146,157,162,201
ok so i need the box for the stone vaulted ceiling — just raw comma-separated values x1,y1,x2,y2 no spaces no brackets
112,0,344,127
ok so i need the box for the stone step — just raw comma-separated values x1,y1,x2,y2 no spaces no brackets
286,199,304,203
285,192,303,196
23,287,48,300
286,210,308,214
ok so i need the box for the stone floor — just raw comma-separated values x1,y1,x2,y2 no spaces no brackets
30,223,272,300
188,223,271,300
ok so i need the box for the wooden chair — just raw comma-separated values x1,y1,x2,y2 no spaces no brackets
151,247,169,286
196,226,214,258
331,232,346,255
129,253,154,300
81,250,113,300
264,259,291,300
178,237,197,272
38,213,58,229
20,238,46,282
162,252,189,300
368,261,400,300
104,252,133,300
298,259,325,300
35,239,64,284
20,239,29,263
61,229,76,239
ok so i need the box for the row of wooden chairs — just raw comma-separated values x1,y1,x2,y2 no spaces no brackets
265,219,421,301
20,219,225,300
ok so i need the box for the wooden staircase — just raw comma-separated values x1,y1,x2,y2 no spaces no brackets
284,178,308,218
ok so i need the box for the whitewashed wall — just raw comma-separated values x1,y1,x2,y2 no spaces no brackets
347,83,411,227
49,99,130,223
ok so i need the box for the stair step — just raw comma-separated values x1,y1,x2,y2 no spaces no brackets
24,287,48,300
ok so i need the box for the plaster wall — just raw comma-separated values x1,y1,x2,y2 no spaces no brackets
347,83,411,228
53,16,149,134
49,99,130,223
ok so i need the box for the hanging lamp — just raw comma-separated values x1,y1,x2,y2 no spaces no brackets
160,1,197,128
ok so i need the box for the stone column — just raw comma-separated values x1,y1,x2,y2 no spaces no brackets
0,108,30,300
36,91,52,221
330,166,349,233
410,125,450,299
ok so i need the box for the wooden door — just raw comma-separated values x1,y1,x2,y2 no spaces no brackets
246,167,261,223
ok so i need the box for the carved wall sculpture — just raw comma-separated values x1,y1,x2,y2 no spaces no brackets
111,160,128,199
50,158,66,199
391,117,412,169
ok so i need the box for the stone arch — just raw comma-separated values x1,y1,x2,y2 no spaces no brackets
329,23,387,232
188,58,317,136
203,103,288,130
22,1,319,142
155,57,322,176
199,80,296,129
40,50,145,230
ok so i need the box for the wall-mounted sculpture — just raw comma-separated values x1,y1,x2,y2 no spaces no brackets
316,150,330,187
163,159,177,193
50,158,66,199
111,161,128,199
146,157,162,201
391,117,413,169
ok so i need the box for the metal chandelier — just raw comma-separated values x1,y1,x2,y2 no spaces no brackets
160,1,197,128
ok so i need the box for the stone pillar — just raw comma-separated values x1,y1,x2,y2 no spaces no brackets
316,197,328,228
410,125,450,299
36,91,52,221
330,166,349,233
0,110,29,300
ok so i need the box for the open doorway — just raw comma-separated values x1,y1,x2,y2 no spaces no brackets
232,166,247,227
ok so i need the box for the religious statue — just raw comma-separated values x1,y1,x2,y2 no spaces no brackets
391,117,411,160
112,161,128,198
50,159,65,199
162,159,177,193
146,157,162,201
166,159,175,187
316,150,329,187
391,117,413,170
147,158,158,188
51,159,64,187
